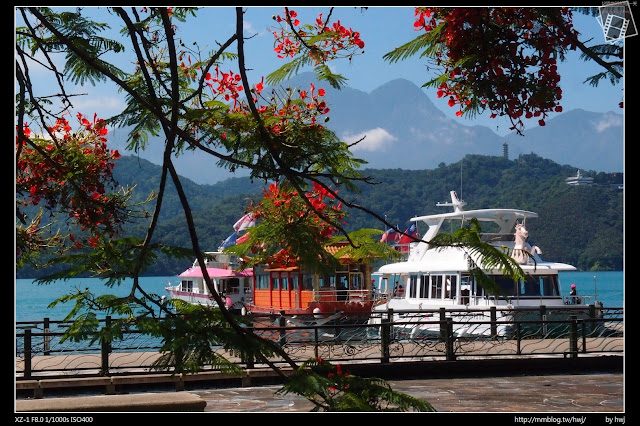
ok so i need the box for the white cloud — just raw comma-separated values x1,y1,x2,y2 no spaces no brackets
342,127,397,152
71,95,126,118
593,113,622,132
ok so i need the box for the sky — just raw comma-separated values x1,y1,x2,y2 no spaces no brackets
17,6,626,139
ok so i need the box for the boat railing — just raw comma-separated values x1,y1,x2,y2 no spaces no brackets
316,288,371,302
562,295,597,306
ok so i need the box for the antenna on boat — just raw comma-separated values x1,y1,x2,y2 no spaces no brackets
436,190,466,212
460,159,463,201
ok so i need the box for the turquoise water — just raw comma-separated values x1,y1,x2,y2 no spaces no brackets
15,271,623,322
559,270,623,309
15,276,174,323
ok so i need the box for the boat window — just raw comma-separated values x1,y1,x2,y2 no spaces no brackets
272,276,280,290
409,275,418,298
520,275,541,296
540,275,559,296
302,274,314,291
256,274,269,290
420,275,429,298
319,275,334,289
350,273,363,290
379,277,388,294
181,280,194,292
465,275,484,297
336,273,348,288
431,275,443,299
281,275,289,291
227,278,240,294
445,275,457,299
461,275,471,303
335,274,349,300
491,276,517,296
292,274,299,291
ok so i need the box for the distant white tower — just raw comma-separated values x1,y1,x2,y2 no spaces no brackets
503,141,509,159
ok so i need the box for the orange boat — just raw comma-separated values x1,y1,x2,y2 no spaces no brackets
247,241,375,324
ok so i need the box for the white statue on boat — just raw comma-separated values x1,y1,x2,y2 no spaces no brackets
512,222,542,265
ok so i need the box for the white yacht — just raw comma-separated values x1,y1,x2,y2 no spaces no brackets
371,191,600,338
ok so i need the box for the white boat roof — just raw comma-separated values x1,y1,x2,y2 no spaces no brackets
411,208,538,224
378,190,576,272
407,192,539,240
378,259,576,275
378,243,576,274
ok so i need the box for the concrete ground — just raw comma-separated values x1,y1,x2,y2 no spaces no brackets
17,372,623,413
193,372,624,413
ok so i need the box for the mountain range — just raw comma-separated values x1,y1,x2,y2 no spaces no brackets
107,72,623,185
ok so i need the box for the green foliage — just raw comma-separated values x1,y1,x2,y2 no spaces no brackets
26,8,128,86
46,285,283,375
34,237,194,285
145,301,266,374
330,228,404,264
277,358,436,412
430,219,525,295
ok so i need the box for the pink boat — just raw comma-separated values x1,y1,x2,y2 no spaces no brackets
165,252,253,314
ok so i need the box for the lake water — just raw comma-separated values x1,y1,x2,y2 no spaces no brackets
14,271,624,323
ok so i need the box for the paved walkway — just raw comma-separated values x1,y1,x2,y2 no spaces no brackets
193,373,623,412
15,372,624,413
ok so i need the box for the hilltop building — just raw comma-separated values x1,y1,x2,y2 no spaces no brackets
565,170,594,186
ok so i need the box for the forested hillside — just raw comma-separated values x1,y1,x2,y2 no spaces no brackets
17,153,623,278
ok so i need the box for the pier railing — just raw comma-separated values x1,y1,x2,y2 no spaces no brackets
16,306,623,380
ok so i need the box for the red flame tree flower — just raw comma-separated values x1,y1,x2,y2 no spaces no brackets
387,7,578,134
16,113,128,261
227,181,346,272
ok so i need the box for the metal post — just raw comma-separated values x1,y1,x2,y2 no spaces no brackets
588,304,596,336
101,316,111,376
278,310,287,346
314,327,319,359
569,315,578,358
387,308,394,340
24,329,32,379
381,320,390,363
490,306,497,337
445,318,456,361
540,305,547,335
439,307,446,340
245,326,255,369
43,317,50,356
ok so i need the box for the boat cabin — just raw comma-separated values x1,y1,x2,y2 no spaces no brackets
250,241,374,315
167,252,253,311
377,271,562,307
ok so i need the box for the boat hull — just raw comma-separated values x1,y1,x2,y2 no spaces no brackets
369,304,605,339
249,300,374,325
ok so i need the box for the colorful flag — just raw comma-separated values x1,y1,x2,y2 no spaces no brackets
236,231,250,244
219,231,238,249
233,212,256,232
398,223,419,253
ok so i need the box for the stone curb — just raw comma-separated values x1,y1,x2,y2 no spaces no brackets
15,392,207,412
